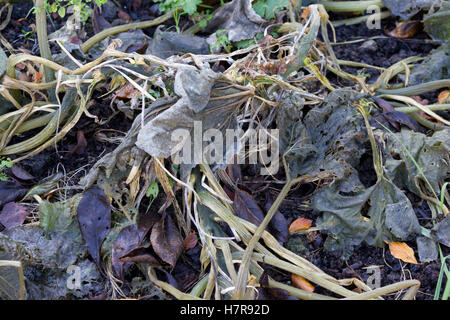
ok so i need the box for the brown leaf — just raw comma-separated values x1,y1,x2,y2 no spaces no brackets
383,111,424,133
289,217,312,234
111,224,140,278
77,187,111,269
117,8,131,23
386,21,421,39
68,130,88,155
115,82,139,100
0,202,29,230
137,211,161,243
119,247,160,266
386,241,419,264
150,212,184,268
233,189,265,226
183,231,198,251
291,274,315,292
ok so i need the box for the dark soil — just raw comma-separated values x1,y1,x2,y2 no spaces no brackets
1,2,448,300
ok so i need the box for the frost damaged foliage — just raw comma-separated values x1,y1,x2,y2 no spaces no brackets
384,128,450,197
278,89,426,258
0,195,103,299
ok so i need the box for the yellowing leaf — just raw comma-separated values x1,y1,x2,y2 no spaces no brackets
291,274,315,292
289,217,312,234
386,241,418,264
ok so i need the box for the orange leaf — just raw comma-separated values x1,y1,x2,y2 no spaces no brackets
386,21,421,39
291,274,315,292
386,241,418,264
438,90,450,104
289,217,312,234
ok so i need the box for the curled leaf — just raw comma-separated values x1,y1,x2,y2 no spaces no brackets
291,273,315,293
386,241,419,264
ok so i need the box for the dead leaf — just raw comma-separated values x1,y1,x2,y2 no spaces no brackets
111,224,140,278
183,231,198,251
289,217,312,234
0,202,29,230
233,189,265,226
438,90,450,104
150,211,184,268
117,8,131,23
386,241,419,264
119,247,160,266
264,191,288,245
115,82,139,100
68,130,88,155
92,6,111,33
137,211,161,243
77,187,111,269
291,273,315,292
386,21,421,39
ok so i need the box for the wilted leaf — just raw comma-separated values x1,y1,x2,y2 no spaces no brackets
183,231,198,251
431,215,450,247
112,224,140,277
150,212,183,268
386,241,419,264
39,195,81,233
313,177,421,258
289,217,313,234
77,187,111,269
0,203,28,230
291,273,315,292
233,189,265,226
382,111,424,133
92,6,111,33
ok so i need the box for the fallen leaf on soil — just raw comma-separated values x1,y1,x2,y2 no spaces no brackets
438,90,450,104
386,21,421,39
291,273,315,292
0,202,28,230
386,241,419,264
289,217,312,234
150,211,184,268
183,231,198,251
137,211,161,243
77,187,111,269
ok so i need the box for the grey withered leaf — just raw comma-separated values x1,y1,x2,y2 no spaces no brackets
150,211,183,269
77,186,111,269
